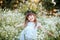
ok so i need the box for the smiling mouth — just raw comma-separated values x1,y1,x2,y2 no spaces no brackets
30,18,34,21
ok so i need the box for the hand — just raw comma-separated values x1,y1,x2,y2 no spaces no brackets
47,31,55,38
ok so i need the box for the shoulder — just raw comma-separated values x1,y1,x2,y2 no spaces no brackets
37,22,41,27
36,22,42,28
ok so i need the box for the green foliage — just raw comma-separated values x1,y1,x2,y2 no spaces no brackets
42,2,54,11
42,0,54,11
0,0,55,13
42,0,52,2
0,0,47,12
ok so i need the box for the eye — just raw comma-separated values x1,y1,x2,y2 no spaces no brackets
29,16,31,18
32,15,34,18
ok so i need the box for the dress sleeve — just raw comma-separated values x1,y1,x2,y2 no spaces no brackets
37,22,42,28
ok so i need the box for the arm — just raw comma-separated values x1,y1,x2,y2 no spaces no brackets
15,23,24,28
37,23,55,37
37,22,42,29
45,29,55,37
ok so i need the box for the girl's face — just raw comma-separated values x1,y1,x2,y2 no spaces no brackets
28,15,35,22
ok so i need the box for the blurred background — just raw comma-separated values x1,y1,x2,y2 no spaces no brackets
0,0,60,40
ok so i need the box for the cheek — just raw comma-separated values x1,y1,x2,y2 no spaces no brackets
28,16,32,19
27,17,31,21
28,18,31,20
32,16,35,20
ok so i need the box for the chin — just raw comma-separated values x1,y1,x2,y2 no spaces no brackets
30,20,34,22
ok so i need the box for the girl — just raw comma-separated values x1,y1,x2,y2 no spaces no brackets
19,10,54,40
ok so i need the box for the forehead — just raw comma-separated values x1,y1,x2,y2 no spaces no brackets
28,14,34,17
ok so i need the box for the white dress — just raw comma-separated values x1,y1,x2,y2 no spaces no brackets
19,22,41,40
